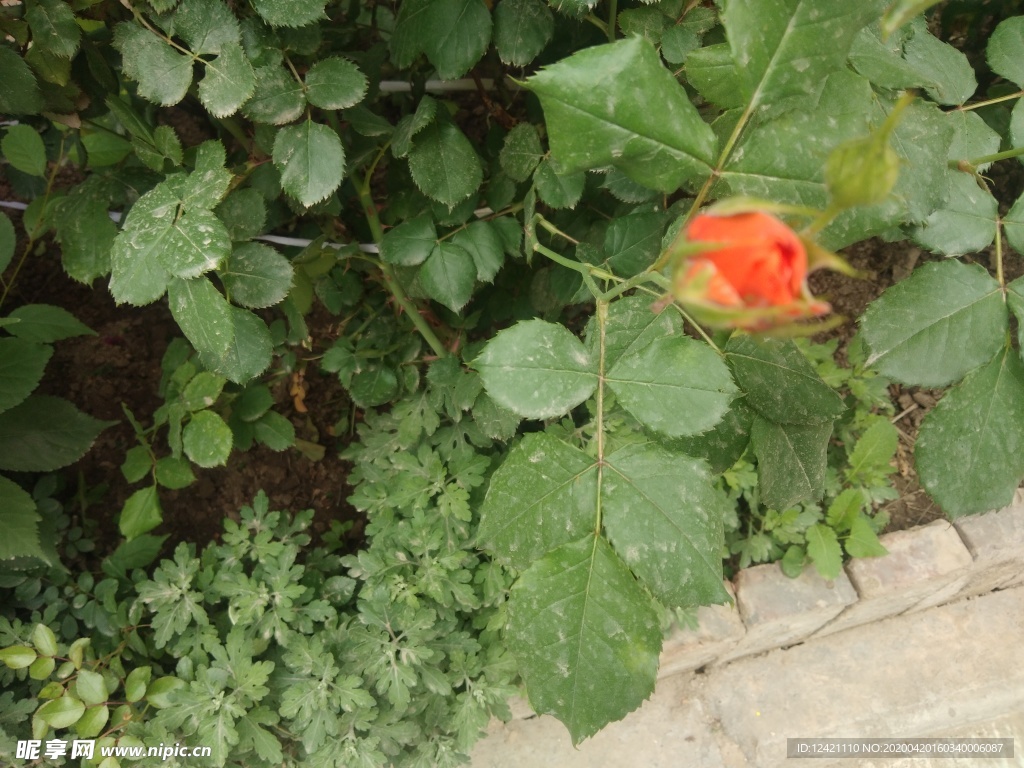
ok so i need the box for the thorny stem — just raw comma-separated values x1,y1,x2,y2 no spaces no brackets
0,136,66,311
355,171,448,359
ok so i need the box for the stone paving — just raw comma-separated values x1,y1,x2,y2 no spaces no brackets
470,496,1024,768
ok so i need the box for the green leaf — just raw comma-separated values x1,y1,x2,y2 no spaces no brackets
499,123,544,182
250,0,328,27
475,319,597,419
450,221,505,283
672,399,756,475
1003,191,1024,257
721,0,882,109
826,488,864,531
861,260,1006,387
603,443,730,607
902,22,975,106
408,121,483,208
533,158,585,209
380,216,437,266
751,416,831,510
220,243,293,309
848,24,925,91
231,385,274,422
508,534,661,745
910,172,997,256
0,47,43,115
175,0,240,54
0,338,52,414
603,212,665,276
2,124,47,177
120,486,164,540
5,304,94,343
493,0,554,66
25,0,81,58
419,242,476,313
987,16,1024,89
0,395,112,472
243,65,306,125
108,187,175,304
155,456,196,489
478,432,597,567
805,523,842,579
845,516,887,558
725,335,845,425
75,670,108,707
606,336,736,438
146,677,186,708
304,57,367,110
75,705,109,738
207,308,273,384
946,111,1000,173
546,0,597,16
391,0,492,79
273,120,345,207
198,43,256,118
52,194,117,285
916,348,1024,517
181,372,227,412
660,24,701,66
685,43,747,110
29,655,55,680
0,212,14,273
349,365,398,407
527,36,714,192
31,623,57,657
125,668,152,703
253,410,295,451
114,23,194,106
391,96,438,158
167,276,234,366
215,188,267,241
121,445,152,483
593,294,683,370
844,419,898,486
0,645,38,670
0,476,45,563
36,696,86,729
183,410,233,467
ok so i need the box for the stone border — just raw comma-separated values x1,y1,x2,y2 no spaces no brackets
659,489,1024,676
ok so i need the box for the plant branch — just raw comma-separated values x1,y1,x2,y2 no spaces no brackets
956,90,1024,112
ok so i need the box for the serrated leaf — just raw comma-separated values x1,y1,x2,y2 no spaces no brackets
215,188,267,241
391,96,438,158
220,243,294,309
0,47,43,115
493,0,554,66
253,411,295,451
183,410,233,467
603,443,730,606
408,121,483,208
685,43,745,109
533,158,585,209
592,294,683,369
0,476,45,563
478,432,597,567
751,416,831,510
419,242,476,313
910,172,997,256
175,0,240,54
947,110,1000,173
380,216,437,266
660,24,700,65
391,0,492,79
826,488,864,531
243,65,306,125
2,124,47,177
207,308,273,384
450,221,504,283
114,23,194,106
349,365,398,407
606,336,736,438
805,523,842,579
0,338,52,414
119,486,163,540
603,212,665,276
167,276,234,367
199,43,256,118
273,120,345,207
304,57,367,110
861,260,1006,387
508,534,661,745
251,0,327,27
37,696,85,729
499,123,544,182
721,0,883,109
844,419,897,486
672,399,756,475
475,319,597,419
0,395,112,472
26,0,80,58
988,16,1024,89
5,304,94,343
155,456,196,489
845,516,887,558
527,36,714,192
848,24,924,90
902,22,975,106
916,347,1024,517
725,335,846,424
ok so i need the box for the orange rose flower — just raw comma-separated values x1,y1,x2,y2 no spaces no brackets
684,211,806,307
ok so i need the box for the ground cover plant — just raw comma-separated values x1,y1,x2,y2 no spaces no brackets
3,0,1024,761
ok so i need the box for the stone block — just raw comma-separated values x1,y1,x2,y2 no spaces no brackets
718,563,856,663
815,520,972,638
953,488,1024,598
659,582,745,678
